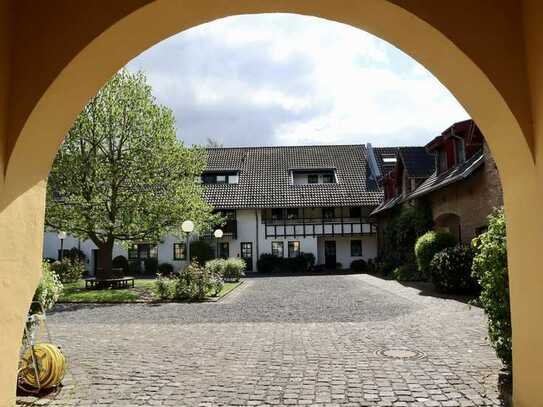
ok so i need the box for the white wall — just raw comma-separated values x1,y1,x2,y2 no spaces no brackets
43,209,378,274
317,235,377,267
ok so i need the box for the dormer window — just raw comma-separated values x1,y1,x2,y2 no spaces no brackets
291,169,337,185
455,138,466,164
201,171,239,184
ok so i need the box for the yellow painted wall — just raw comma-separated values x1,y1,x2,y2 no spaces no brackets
0,1,542,405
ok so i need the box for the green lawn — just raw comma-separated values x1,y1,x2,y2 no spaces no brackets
58,279,241,303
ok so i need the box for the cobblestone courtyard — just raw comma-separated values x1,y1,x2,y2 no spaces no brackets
18,274,503,406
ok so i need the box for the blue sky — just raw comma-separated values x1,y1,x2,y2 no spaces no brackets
127,14,468,147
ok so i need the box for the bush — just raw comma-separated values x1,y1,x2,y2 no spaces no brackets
393,262,422,281
205,258,226,296
112,255,129,274
158,262,174,277
31,262,64,314
415,230,457,277
283,256,307,272
301,252,315,271
50,258,85,283
64,247,87,262
190,240,214,264
472,208,511,367
335,262,343,270
257,254,283,273
154,274,173,299
350,259,367,273
223,257,246,282
144,257,158,274
128,260,142,274
429,244,478,294
383,203,433,270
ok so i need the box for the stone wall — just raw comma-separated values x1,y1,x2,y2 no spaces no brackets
428,142,503,243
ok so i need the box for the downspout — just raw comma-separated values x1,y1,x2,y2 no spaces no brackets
255,208,260,272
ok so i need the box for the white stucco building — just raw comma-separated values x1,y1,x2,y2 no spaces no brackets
44,144,392,274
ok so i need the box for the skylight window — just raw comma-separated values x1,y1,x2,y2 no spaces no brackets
382,155,397,163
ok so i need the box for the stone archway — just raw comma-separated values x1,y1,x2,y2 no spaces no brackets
1,1,543,406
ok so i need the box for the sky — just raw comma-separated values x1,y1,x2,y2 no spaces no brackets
127,13,469,147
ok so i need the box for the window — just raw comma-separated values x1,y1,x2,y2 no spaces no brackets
438,149,448,172
201,171,239,184
349,207,361,218
272,241,284,257
291,169,337,185
128,245,138,260
287,208,299,220
382,155,397,163
455,138,466,164
173,243,186,260
323,207,335,219
350,240,362,257
271,208,284,220
288,241,300,257
218,242,229,259
130,243,158,260
322,173,334,183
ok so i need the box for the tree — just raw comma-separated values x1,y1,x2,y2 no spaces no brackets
46,70,218,278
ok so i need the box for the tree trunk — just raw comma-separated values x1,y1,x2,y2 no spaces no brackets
96,240,114,279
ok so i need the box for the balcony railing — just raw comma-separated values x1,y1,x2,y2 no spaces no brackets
262,217,376,239
201,219,237,239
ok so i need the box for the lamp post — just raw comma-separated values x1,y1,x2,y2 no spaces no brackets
213,229,223,258
57,231,67,261
181,220,194,267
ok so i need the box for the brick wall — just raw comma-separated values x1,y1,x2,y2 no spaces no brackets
428,142,503,243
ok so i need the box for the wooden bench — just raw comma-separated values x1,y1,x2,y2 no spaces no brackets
85,268,134,289
85,277,135,289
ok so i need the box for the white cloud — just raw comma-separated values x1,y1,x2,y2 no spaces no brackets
127,13,468,147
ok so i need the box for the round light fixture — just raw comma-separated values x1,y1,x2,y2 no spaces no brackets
57,231,67,240
213,229,224,239
181,220,195,233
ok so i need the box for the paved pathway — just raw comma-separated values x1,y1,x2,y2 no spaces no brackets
17,274,504,406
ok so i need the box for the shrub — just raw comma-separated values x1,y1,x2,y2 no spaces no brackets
301,252,315,271
206,260,224,293
415,230,457,277
205,258,226,295
393,262,422,281
144,257,158,274
472,208,511,367
283,256,307,273
50,258,85,283
350,259,367,273
257,253,283,273
190,240,214,264
128,260,142,274
430,244,478,294
154,274,173,299
64,247,87,262
223,257,246,282
170,263,205,301
158,262,174,276
383,203,433,269
112,255,129,274
31,262,64,314
335,262,343,270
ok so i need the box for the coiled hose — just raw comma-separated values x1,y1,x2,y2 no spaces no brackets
18,343,66,391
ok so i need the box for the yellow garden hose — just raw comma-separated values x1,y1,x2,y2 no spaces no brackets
18,343,66,391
